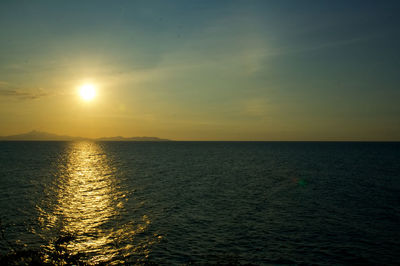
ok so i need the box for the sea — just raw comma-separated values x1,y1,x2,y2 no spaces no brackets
0,141,399,265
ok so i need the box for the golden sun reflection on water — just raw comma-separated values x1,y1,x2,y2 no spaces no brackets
36,142,158,264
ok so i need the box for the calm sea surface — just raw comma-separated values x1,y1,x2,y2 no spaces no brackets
0,141,399,265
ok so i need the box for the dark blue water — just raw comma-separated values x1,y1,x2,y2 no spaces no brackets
0,141,399,265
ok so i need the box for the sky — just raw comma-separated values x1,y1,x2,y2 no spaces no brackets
0,0,399,140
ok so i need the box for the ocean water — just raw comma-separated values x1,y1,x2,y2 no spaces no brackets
0,141,399,265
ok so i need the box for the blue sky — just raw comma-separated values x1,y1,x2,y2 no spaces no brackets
0,0,399,140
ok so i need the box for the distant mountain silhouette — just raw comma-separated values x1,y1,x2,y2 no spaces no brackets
0,130,171,141
96,136,170,141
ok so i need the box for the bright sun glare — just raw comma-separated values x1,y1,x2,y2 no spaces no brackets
79,84,96,101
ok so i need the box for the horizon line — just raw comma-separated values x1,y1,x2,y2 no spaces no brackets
0,140,399,142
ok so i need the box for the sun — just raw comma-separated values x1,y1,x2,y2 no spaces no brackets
79,84,96,101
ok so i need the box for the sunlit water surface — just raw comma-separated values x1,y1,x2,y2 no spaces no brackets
0,141,399,265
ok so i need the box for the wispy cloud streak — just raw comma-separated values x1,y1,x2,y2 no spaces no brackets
0,81,50,100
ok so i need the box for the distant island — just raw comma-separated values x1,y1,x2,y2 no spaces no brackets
0,130,171,141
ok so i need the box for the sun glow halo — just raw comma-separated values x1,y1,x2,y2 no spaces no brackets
79,84,96,101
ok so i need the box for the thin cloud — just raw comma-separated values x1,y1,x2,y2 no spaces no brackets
0,82,50,100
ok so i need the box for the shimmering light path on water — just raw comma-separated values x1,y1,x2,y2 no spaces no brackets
1,142,161,264
36,142,157,264
0,141,399,264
